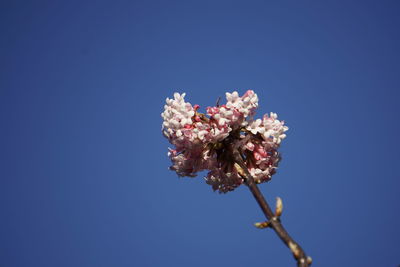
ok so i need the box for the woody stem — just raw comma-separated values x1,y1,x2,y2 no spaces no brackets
231,144,310,267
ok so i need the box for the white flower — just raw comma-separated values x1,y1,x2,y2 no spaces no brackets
226,90,258,118
262,112,288,145
161,92,195,138
246,119,263,134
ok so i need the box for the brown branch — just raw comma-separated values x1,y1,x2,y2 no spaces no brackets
231,145,311,266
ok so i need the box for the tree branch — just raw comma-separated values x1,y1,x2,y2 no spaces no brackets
231,145,311,266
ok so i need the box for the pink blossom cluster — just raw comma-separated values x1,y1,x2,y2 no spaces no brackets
161,90,288,193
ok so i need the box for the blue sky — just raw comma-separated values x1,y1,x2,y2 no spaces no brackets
1,1,400,266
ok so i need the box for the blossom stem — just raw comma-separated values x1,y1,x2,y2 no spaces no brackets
231,145,311,267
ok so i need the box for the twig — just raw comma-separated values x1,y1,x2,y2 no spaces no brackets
231,144,311,266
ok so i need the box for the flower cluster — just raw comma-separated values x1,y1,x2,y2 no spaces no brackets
161,90,288,193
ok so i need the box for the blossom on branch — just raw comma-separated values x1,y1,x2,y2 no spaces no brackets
161,90,288,193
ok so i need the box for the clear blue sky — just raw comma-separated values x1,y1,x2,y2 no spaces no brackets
1,1,400,266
